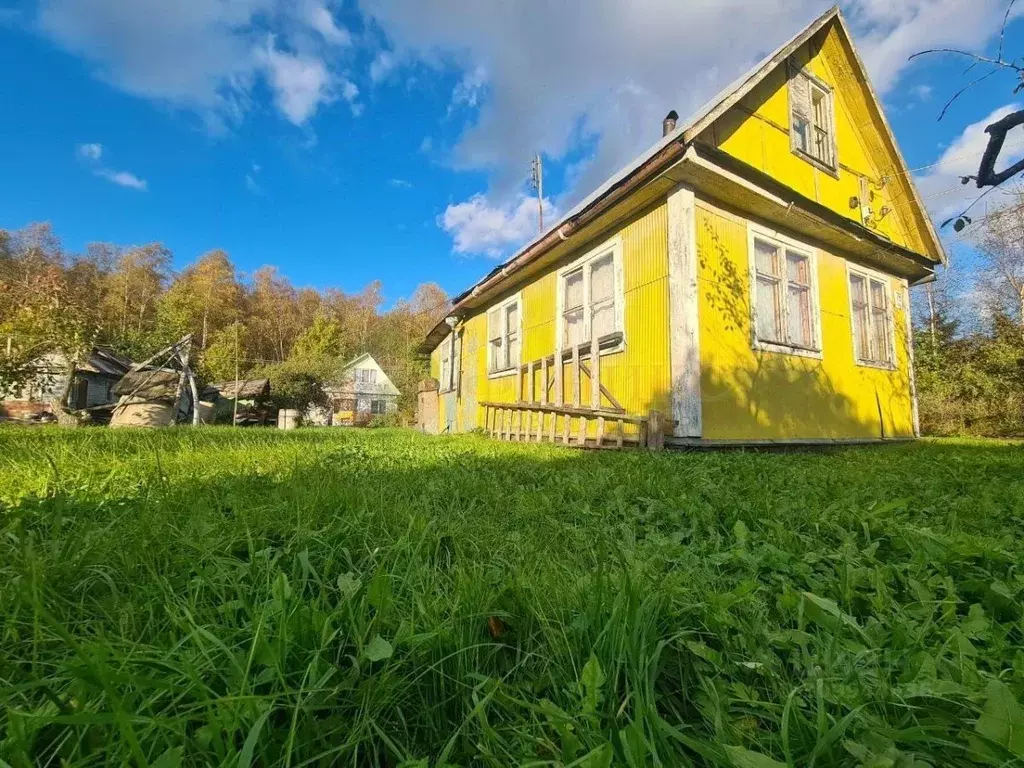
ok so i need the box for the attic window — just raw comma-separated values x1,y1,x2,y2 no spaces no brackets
354,368,377,387
790,66,836,172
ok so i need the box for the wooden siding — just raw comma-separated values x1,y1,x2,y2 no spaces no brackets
695,200,914,440
427,21,923,445
698,26,938,262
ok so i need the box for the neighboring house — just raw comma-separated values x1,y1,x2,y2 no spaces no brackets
1,346,133,420
325,353,400,425
418,7,944,447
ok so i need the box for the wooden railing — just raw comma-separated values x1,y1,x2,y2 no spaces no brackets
480,333,666,449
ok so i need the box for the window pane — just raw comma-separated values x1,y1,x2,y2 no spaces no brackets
506,332,518,369
786,251,809,285
592,302,615,340
870,280,889,362
754,239,780,277
564,308,584,348
488,308,501,341
488,334,501,372
564,269,583,310
756,276,782,343
590,255,614,304
792,118,810,153
869,280,887,312
849,274,869,360
787,284,812,347
871,307,889,363
505,302,518,333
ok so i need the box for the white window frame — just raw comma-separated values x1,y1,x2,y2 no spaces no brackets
487,293,523,379
439,328,462,393
747,223,822,359
439,341,452,392
554,236,626,357
846,262,897,370
789,65,838,175
354,368,377,388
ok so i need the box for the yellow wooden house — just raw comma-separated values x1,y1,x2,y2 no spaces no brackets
419,6,944,447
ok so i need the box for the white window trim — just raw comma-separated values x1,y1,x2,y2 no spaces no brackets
846,261,897,371
439,329,460,393
554,236,626,358
789,65,839,177
747,223,823,360
486,292,523,380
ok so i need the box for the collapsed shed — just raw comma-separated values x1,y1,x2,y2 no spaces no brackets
205,378,271,425
108,335,206,428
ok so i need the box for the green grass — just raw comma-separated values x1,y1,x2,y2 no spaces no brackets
1,427,1023,767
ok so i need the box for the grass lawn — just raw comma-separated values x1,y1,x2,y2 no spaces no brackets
2,427,1023,767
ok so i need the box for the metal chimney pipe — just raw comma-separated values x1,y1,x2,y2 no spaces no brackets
663,110,679,137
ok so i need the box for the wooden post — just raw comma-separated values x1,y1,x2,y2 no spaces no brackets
548,408,556,444
616,419,624,449
561,411,570,446
577,415,587,447
554,348,563,406
647,410,665,451
541,358,549,406
536,409,544,442
590,335,600,410
596,416,605,448
571,345,580,408
527,361,535,404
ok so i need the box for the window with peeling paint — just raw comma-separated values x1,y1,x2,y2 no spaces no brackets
752,235,820,355
849,270,893,367
790,67,836,171
487,296,520,375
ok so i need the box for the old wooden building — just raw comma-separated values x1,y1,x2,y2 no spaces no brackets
418,7,943,447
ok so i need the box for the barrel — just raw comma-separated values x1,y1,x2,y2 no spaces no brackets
279,408,300,430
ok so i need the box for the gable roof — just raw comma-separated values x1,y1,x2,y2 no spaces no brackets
420,5,944,354
337,353,400,395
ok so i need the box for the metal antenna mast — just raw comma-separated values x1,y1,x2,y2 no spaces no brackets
530,154,544,234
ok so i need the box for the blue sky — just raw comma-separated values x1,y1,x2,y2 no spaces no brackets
0,0,1022,307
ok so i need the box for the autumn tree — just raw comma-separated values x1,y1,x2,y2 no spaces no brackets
159,250,241,350
101,243,172,355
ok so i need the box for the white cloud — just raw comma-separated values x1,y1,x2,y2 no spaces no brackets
912,84,933,102
419,136,433,153
915,103,1024,222
77,142,103,161
369,51,397,83
38,0,357,127
75,142,148,190
257,39,334,125
449,65,487,111
303,2,351,46
360,0,1022,254
389,178,413,188
97,169,148,190
440,194,556,257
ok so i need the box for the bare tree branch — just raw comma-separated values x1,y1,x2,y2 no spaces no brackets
998,0,1018,62
978,110,1024,187
909,48,1022,72
938,68,1001,121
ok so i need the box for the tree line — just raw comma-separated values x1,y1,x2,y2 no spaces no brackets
0,222,450,416
913,190,1024,437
